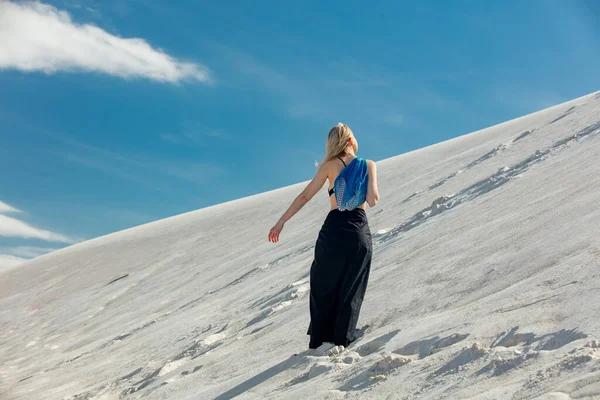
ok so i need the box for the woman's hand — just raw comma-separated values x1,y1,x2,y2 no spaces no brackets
268,220,285,243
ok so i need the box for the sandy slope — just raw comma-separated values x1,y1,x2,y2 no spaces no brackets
1,91,600,400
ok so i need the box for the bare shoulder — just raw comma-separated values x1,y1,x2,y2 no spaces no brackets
318,159,335,178
319,159,335,172
366,159,377,169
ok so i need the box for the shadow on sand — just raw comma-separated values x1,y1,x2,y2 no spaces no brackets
213,350,312,400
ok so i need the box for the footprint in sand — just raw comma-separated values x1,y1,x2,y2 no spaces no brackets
337,352,411,392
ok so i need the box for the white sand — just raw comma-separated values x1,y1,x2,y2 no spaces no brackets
2,91,600,399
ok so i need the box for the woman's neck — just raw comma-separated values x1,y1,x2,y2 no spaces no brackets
343,151,356,159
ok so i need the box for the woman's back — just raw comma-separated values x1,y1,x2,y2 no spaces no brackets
327,155,376,211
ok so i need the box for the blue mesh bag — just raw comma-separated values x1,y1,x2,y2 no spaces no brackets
334,157,369,211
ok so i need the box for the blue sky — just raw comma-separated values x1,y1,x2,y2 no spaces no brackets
1,0,599,267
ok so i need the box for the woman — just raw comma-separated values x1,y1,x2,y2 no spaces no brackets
268,123,380,349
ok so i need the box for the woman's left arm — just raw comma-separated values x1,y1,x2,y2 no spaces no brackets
268,163,328,243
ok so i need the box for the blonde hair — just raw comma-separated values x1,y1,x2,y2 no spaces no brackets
315,123,354,167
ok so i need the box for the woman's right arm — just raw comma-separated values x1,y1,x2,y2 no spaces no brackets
366,160,379,207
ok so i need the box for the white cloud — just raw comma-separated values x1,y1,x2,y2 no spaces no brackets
0,1,211,83
0,201,21,213
0,200,73,248
0,254,27,270
0,214,75,244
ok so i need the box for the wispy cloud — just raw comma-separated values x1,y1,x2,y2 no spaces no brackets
157,162,227,183
201,131,231,139
382,114,405,128
216,46,415,125
160,133,187,145
52,135,227,185
0,200,74,244
160,126,232,146
0,201,21,213
0,1,211,83
0,214,75,243
1,246,57,259
493,85,567,114
0,254,27,270
64,0,100,15
216,46,330,120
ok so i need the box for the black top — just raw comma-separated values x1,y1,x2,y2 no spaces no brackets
328,156,347,196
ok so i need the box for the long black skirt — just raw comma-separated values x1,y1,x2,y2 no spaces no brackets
306,208,372,349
